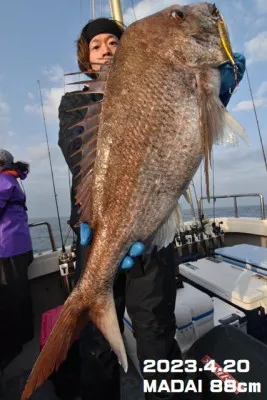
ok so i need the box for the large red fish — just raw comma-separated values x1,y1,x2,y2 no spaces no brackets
22,3,248,398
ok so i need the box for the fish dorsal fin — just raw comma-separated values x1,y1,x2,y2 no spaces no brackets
66,65,111,221
195,69,249,200
69,96,103,197
68,80,106,95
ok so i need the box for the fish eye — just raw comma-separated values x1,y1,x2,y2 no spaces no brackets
171,10,185,20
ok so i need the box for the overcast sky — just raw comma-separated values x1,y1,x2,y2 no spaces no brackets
0,0,267,218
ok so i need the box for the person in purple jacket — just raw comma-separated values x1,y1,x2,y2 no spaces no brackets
0,149,34,367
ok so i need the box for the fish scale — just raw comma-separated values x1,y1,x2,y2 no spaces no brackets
22,4,249,399
99,70,194,210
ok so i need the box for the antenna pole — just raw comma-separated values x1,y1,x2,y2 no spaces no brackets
91,0,95,19
109,0,124,24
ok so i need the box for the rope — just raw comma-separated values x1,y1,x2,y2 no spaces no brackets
246,68,267,173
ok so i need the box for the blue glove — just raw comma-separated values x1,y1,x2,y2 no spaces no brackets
79,222,145,270
219,52,246,107
120,242,145,269
80,222,93,246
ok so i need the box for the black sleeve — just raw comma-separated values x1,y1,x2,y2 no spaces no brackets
58,90,97,227
58,92,86,176
58,90,98,229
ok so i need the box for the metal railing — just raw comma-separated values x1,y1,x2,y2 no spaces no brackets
29,221,57,252
197,193,265,220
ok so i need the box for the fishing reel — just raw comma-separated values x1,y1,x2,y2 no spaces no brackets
174,217,225,262
174,224,205,260
58,246,77,295
211,221,225,247
212,221,224,235
200,218,225,250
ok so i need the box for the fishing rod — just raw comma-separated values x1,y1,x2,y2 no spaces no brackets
129,0,137,21
246,67,267,173
37,80,66,253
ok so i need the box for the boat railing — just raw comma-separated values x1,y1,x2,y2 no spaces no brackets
28,221,57,252
198,193,265,220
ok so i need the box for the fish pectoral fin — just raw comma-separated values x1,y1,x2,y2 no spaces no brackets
182,187,193,205
90,295,128,373
196,68,249,200
146,202,183,253
215,103,250,147
21,297,87,400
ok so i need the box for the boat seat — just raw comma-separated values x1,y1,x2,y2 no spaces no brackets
215,244,267,275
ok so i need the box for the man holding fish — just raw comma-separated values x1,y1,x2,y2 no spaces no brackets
22,3,247,400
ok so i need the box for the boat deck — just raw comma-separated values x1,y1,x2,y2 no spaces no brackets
0,272,144,400
1,360,144,400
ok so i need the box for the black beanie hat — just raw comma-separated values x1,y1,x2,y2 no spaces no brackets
81,18,124,44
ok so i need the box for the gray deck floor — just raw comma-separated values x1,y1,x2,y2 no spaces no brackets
0,359,144,400
0,318,144,400
0,273,144,400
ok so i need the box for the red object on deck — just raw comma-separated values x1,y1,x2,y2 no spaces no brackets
40,305,80,351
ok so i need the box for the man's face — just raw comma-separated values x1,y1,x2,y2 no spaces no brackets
89,33,119,71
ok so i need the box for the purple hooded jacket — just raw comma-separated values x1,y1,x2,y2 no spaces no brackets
0,172,32,258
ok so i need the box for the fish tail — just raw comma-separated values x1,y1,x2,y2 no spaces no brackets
89,293,128,373
21,295,87,400
21,292,128,400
